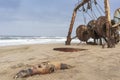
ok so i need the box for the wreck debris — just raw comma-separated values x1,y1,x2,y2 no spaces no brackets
76,25,90,43
14,62,73,79
65,0,90,45
53,47,87,52
87,20,100,44
75,16,119,46
66,0,120,48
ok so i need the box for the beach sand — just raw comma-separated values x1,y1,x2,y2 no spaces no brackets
0,43,120,80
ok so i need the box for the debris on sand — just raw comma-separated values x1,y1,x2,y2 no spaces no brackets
53,48,87,52
14,61,73,79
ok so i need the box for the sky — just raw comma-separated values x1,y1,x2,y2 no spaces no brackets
0,0,119,37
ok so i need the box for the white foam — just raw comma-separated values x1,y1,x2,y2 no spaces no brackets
0,37,84,46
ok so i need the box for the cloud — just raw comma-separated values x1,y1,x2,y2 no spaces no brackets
0,0,119,36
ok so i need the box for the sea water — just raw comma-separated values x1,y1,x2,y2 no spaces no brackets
0,36,80,46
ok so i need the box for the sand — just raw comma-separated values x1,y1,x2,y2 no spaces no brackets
0,43,120,80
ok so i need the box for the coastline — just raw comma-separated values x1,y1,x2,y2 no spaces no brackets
1,43,120,80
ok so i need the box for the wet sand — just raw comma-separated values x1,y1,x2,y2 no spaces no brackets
0,43,120,80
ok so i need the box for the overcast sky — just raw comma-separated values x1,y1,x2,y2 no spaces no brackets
0,0,119,37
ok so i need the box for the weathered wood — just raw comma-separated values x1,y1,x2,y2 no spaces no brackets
112,22,120,27
104,0,112,48
66,0,114,47
74,0,90,11
114,8,120,23
65,11,77,45
66,0,90,45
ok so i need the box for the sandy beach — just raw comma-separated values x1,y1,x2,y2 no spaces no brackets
0,43,120,80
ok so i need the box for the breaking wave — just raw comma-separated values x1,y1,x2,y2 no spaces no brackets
0,36,80,46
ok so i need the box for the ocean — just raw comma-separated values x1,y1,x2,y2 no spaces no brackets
0,36,80,46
